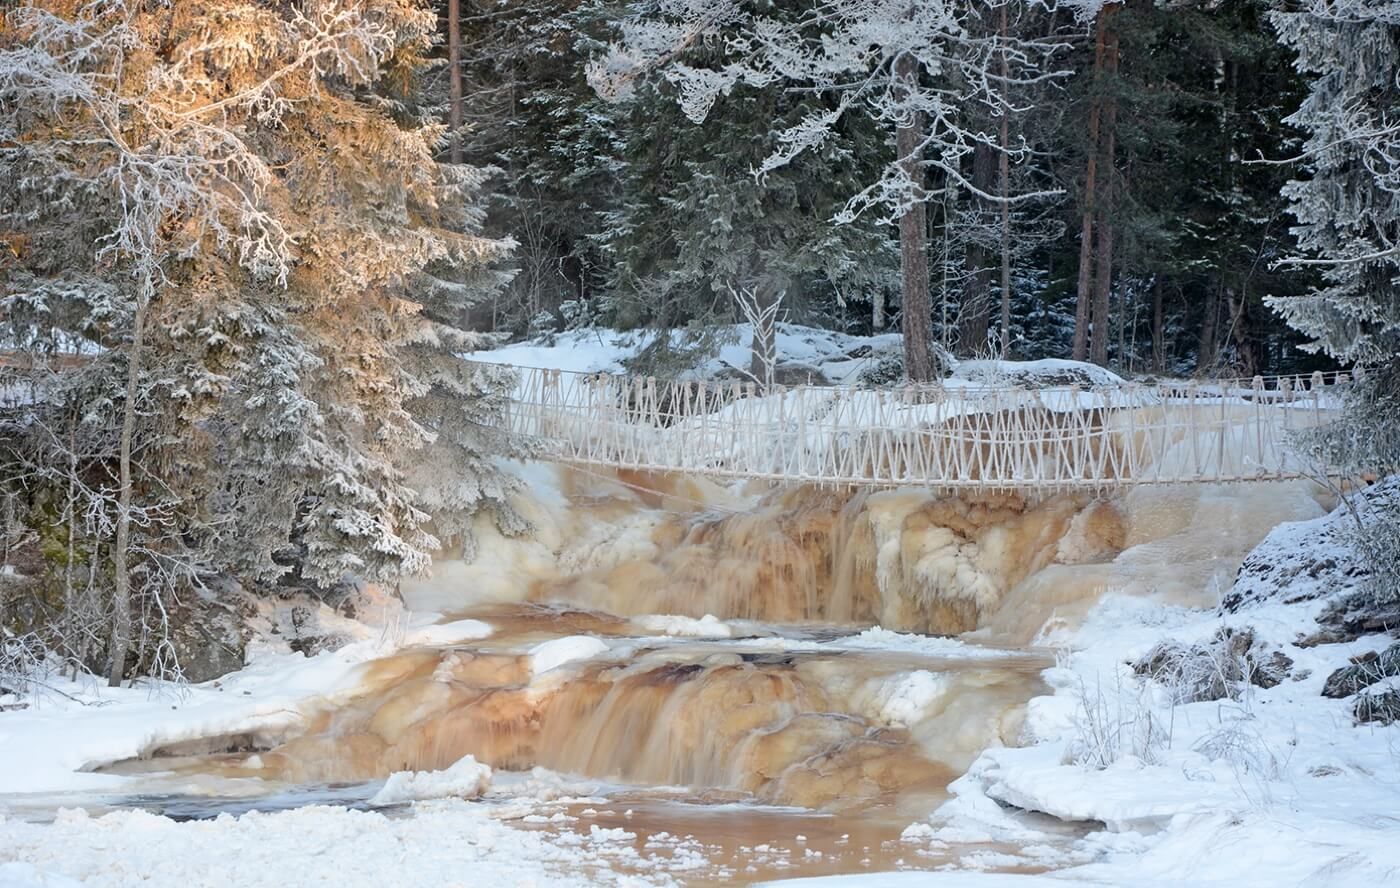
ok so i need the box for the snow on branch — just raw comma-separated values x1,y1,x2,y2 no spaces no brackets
588,0,1086,221
0,1,409,290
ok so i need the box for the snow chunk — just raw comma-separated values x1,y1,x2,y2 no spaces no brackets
634,613,733,637
840,626,1017,659
402,619,493,647
529,635,609,675
868,670,951,728
369,754,492,805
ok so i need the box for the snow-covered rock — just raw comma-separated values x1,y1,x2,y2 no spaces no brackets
951,358,1126,389
1225,476,1398,613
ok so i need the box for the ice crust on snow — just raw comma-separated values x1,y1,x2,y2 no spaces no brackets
634,613,733,637
400,618,493,646
529,635,610,675
369,755,492,805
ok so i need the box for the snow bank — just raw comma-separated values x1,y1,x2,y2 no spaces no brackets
369,755,492,805
951,357,1125,389
469,324,903,386
761,875,1095,887
633,613,733,637
0,639,400,795
0,801,654,888
893,484,1400,884
529,635,609,675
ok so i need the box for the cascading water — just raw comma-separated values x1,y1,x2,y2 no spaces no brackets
102,462,1333,883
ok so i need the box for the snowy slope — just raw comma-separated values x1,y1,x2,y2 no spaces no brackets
468,324,904,385
892,485,1400,885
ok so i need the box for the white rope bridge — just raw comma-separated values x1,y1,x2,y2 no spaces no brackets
0,355,1359,492
486,362,1360,492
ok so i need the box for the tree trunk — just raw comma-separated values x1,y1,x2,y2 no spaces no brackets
107,296,145,688
448,0,463,164
1090,211,1114,367
1087,9,1119,368
960,141,996,357
895,52,934,382
997,2,1012,358
1226,287,1258,378
1151,276,1165,374
1073,4,1119,362
1197,279,1221,374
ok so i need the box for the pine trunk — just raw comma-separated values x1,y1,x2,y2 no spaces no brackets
1073,6,1117,361
1197,280,1221,373
448,0,463,164
895,52,934,382
1087,9,1119,368
1151,277,1165,374
1227,287,1259,378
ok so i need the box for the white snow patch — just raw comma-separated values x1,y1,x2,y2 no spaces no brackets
0,639,405,795
0,801,659,888
760,874,1095,887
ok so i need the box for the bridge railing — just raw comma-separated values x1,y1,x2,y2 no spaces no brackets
484,362,1354,490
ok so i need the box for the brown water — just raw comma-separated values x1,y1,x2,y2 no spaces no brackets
99,602,1058,884
160,622,1042,809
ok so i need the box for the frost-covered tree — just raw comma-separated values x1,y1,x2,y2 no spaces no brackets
588,0,1080,379
1268,0,1400,365
1,0,520,681
1267,0,1400,602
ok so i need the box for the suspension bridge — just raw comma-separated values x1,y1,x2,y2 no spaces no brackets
487,362,1357,492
